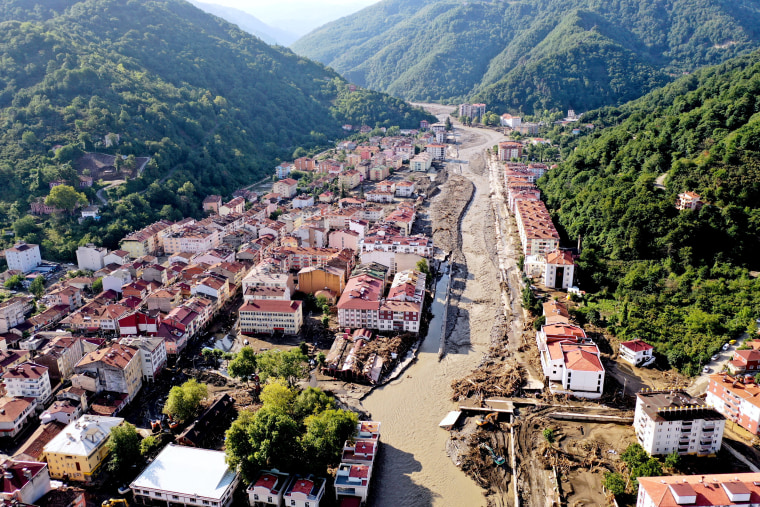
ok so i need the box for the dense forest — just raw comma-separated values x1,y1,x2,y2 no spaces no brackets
0,0,433,260
539,51,760,374
293,0,760,113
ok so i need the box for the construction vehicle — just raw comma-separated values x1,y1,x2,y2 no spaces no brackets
479,443,506,466
150,419,162,433
475,412,498,427
102,500,129,507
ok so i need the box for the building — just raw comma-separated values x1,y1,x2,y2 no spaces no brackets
33,336,84,381
726,348,760,375
676,191,703,211
248,469,292,507
42,415,124,482
298,265,347,297
75,244,107,272
2,362,52,403
283,475,326,507
202,195,222,214
500,114,522,128
536,323,605,399
119,220,173,257
131,444,239,507
544,250,575,289
0,297,31,334
0,397,37,438
619,339,655,367
334,463,372,504
220,196,245,216
272,178,298,198
239,300,303,335
0,459,51,504
73,344,143,405
4,243,41,274
425,144,446,160
515,200,560,256
410,153,433,172
498,141,523,161
634,389,725,456
337,275,383,330
705,374,760,435
119,336,166,382
637,473,760,507
459,103,486,119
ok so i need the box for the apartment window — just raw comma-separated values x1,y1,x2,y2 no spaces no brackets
173,495,179,500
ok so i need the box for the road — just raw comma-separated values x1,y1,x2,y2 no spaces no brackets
95,180,126,206
688,333,749,396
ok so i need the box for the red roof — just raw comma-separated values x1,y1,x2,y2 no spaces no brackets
240,300,301,314
291,479,314,495
620,339,654,352
563,346,604,372
638,472,760,507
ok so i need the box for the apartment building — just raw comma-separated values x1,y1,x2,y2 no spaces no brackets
239,300,303,335
4,243,41,273
514,200,560,256
705,374,760,435
2,362,52,403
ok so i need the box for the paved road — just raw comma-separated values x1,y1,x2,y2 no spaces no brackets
688,333,749,396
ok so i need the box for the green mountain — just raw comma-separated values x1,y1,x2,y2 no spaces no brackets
292,0,760,113
0,0,433,260
539,51,760,374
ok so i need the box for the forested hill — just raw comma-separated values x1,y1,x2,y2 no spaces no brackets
0,0,433,206
292,0,760,114
539,51,760,374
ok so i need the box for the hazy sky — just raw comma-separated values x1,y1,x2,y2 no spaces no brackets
201,0,378,34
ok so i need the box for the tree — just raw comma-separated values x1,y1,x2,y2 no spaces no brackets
603,472,626,495
13,216,40,239
45,185,87,213
4,275,24,290
225,406,300,480
29,276,45,298
256,349,309,387
107,422,142,475
163,379,208,421
533,315,546,330
664,451,681,470
228,346,257,382
92,277,103,293
259,380,296,414
301,409,359,472
140,435,159,456
416,259,430,277
293,387,335,420
542,428,555,444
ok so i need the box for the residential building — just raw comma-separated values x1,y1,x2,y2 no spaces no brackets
705,374,760,435
283,475,326,507
220,196,245,216
248,469,292,507
339,170,361,190
676,191,703,211
73,344,143,404
47,286,84,311
500,114,521,128
75,244,107,272
395,180,416,197
119,220,173,257
0,297,31,334
298,265,347,297
459,103,486,119
40,399,83,425
498,141,523,161
384,206,415,236
425,144,446,160
726,348,760,375
0,397,37,438
42,415,124,482
334,463,372,504
239,300,303,335
536,323,605,399
130,444,239,507
544,249,575,289
0,350,30,375
292,195,315,209
637,473,760,507
634,390,725,456
2,362,52,403
337,275,383,330
378,300,422,334
329,230,361,252
410,153,433,172
4,243,41,273
35,336,85,381
360,234,432,257
619,339,655,367
119,336,166,382
0,459,51,504
202,195,222,214
272,178,298,198
514,200,559,256
365,190,394,203
103,249,130,266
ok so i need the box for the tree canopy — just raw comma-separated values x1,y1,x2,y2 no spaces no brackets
107,422,142,476
257,348,309,387
163,379,208,422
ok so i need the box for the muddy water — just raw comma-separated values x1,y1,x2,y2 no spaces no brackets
362,268,487,507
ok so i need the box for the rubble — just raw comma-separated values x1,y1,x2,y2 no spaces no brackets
450,360,524,401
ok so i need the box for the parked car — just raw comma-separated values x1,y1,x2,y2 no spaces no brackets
711,355,718,361
722,343,730,351
703,366,711,374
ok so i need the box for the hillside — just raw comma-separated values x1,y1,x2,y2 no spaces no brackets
292,0,760,113
539,52,760,374
0,0,433,260
188,1,298,45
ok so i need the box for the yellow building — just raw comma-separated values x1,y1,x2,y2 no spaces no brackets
42,415,123,483
298,265,346,296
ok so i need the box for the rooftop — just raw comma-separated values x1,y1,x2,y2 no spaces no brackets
637,389,725,422
43,415,123,457
638,472,760,506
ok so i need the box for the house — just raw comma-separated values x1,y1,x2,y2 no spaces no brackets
283,475,326,507
727,348,760,375
619,339,655,367
637,473,760,507
425,144,446,160
80,205,100,221
75,244,107,272
0,458,51,504
220,197,246,216
0,397,37,438
4,243,41,274
248,470,292,507
119,336,166,382
676,191,703,211
2,362,52,403
130,444,239,507
634,389,724,456
176,394,234,448
42,415,124,482
73,344,143,405
498,141,523,161
272,178,298,198
202,195,222,214
500,114,521,128
705,374,760,434
292,195,315,209
395,180,416,197
544,249,575,289
239,300,303,335
334,463,372,504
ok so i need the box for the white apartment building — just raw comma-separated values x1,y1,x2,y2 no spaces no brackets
239,300,303,335
635,390,725,456
2,362,52,403
359,234,433,257
0,296,31,334
119,336,167,382
76,244,108,272
162,226,220,254
425,144,446,160
4,242,41,273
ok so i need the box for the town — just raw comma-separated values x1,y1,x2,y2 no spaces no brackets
0,102,758,507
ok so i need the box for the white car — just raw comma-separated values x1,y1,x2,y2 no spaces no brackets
703,366,711,374
722,343,730,351
711,355,718,361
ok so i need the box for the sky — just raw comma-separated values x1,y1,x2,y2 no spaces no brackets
200,0,378,35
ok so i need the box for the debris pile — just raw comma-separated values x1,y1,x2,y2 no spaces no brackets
451,360,524,401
